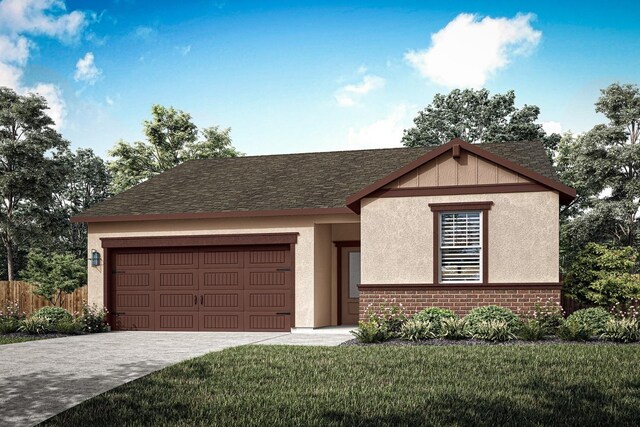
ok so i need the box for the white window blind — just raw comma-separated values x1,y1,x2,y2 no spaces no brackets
439,212,482,283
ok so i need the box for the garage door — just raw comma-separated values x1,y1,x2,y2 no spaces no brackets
110,245,292,331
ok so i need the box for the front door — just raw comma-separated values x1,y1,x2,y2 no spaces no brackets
340,247,360,325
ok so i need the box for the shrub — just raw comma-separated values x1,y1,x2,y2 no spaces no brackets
351,320,392,343
23,250,87,306
19,317,51,335
32,307,72,325
1,301,26,322
0,318,20,334
601,318,640,343
609,300,639,321
78,304,109,333
399,319,436,341
366,302,408,335
557,319,592,341
517,319,546,341
55,320,83,335
472,320,516,342
412,307,457,334
465,306,521,333
439,317,470,340
566,307,613,335
529,298,565,333
564,243,640,306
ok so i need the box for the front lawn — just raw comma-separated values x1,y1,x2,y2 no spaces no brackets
0,335,41,345
44,345,640,426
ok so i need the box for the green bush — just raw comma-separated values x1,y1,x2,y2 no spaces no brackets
557,319,592,341
78,304,109,333
55,320,83,335
530,298,565,333
0,318,21,334
465,306,521,333
32,307,72,325
19,317,51,335
351,320,392,343
1,301,26,321
517,319,546,341
439,317,470,340
472,320,516,342
366,302,407,335
601,318,640,343
399,319,436,341
412,307,457,334
566,307,613,335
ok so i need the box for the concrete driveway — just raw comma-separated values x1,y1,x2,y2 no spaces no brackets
0,330,352,427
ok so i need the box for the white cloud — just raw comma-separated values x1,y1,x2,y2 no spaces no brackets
177,44,191,56
335,74,385,107
105,95,114,106
0,0,94,129
542,121,562,135
347,105,411,149
74,52,101,84
405,13,541,88
134,25,156,40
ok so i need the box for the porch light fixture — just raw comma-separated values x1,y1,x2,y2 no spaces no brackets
91,250,101,267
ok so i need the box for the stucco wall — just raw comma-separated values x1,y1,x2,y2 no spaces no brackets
86,213,358,328
360,191,559,284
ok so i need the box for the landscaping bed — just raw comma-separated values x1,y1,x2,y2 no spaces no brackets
43,344,640,426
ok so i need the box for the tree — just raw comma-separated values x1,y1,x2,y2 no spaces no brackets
0,87,69,280
23,250,86,306
557,83,640,257
402,88,560,153
109,105,241,193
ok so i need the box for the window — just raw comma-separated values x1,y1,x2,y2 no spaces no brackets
439,211,482,283
348,251,361,298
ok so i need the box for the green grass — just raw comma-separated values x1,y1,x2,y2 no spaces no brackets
0,335,41,345
45,345,640,426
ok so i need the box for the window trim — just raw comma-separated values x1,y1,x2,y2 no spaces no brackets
429,202,493,285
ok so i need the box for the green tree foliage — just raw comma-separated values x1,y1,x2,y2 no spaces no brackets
402,89,559,152
557,83,640,260
564,243,640,306
23,250,87,306
109,105,241,193
0,87,69,280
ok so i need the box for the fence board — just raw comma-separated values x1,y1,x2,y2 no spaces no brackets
0,281,88,316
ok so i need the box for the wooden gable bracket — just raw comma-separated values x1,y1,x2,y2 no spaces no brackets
452,142,461,159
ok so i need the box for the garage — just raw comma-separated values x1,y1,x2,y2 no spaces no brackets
103,234,296,332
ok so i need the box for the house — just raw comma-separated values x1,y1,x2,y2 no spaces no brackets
74,138,576,332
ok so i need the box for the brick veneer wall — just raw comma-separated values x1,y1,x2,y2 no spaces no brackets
359,288,561,319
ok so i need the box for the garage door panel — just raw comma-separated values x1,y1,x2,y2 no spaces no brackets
112,270,154,291
245,290,291,312
245,247,290,268
200,312,243,331
113,313,153,330
114,291,154,312
113,251,154,270
155,292,198,312
156,312,198,331
244,269,291,289
244,312,291,332
155,270,198,291
201,291,243,311
200,249,243,269
199,269,243,289
156,249,198,269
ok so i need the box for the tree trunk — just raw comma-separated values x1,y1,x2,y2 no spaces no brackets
6,242,14,281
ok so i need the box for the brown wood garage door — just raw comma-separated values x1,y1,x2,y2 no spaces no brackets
110,245,292,332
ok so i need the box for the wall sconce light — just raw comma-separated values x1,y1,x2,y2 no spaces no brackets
91,250,101,267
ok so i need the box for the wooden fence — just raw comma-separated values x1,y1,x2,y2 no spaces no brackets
0,281,88,316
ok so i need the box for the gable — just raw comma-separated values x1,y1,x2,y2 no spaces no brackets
384,150,533,189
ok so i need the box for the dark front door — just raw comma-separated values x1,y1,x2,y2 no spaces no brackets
340,246,360,325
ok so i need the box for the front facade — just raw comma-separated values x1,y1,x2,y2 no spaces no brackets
77,139,575,332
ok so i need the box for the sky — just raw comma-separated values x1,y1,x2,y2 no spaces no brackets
2,0,640,158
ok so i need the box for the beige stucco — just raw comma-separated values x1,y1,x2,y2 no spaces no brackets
361,191,559,284
86,213,359,328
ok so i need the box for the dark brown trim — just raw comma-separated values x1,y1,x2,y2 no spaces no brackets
345,138,576,212
334,240,361,248
289,242,296,328
73,207,354,223
429,201,494,211
372,183,548,199
452,142,461,158
101,233,299,249
431,202,492,285
104,247,112,328
358,283,563,290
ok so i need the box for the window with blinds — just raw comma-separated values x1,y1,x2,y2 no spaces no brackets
439,211,482,283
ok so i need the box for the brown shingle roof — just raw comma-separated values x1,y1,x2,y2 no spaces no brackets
76,140,560,220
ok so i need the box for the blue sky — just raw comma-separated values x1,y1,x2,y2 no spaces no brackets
3,0,640,157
